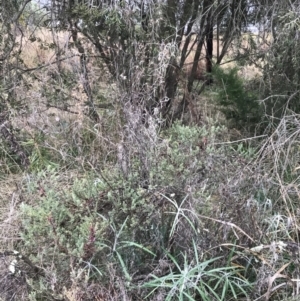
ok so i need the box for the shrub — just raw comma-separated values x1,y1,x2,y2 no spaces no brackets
213,66,262,130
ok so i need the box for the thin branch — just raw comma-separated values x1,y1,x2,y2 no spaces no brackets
197,214,255,242
213,135,267,145
15,54,80,73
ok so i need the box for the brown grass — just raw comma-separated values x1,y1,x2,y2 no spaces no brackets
180,34,264,81
20,29,72,68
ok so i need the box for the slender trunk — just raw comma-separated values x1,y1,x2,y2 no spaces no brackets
187,36,205,92
70,26,100,123
206,10,213,84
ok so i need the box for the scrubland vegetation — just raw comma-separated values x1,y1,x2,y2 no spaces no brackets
1,1,300,300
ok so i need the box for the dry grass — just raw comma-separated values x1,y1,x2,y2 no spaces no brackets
180,35,207,80
12,28,121,172
20,29,72,68
180,33,265,83
0,176,22,250
0,176,28,301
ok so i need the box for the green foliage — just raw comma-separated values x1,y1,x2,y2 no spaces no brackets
19,164,252,300
20,169,114,296
231,142,257,159
72,4,129,41
19,166,169,294
152,121,225,189
213,66,262,129
22,133,59,172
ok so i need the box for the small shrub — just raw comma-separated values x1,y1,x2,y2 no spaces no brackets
213,66,262,130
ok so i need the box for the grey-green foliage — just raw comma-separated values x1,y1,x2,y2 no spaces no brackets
71,4,129,41
261,19,300,120
143,251,252,301
21,171,105,255
20,169,112,296
152,122,223,189
19,169,160,298
153,123,202,187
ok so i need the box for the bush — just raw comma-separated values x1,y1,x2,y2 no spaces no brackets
213,66,262,130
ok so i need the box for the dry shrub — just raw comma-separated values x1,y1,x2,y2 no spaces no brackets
0,176,29,301
211,111,300,300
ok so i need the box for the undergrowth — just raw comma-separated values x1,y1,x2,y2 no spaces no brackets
0,120,256,301
1,108,299,301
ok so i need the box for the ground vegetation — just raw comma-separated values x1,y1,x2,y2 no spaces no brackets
1,0,300,300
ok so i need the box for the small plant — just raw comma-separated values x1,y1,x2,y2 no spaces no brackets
142,243,252,301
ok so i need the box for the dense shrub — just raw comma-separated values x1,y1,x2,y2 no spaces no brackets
213,66,262,130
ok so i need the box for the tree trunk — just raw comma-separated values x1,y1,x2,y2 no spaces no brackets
205,9,214,84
